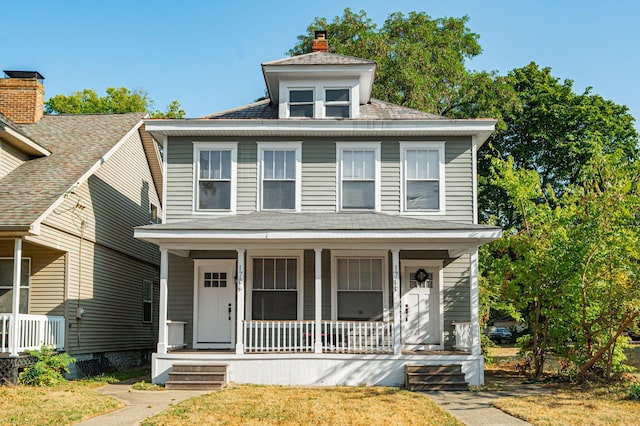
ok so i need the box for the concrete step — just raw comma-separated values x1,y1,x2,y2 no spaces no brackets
165,380,225,390
168,371,226,382
171,364,227,373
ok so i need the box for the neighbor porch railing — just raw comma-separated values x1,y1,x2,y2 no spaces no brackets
242,320,393,354
0,314,66,353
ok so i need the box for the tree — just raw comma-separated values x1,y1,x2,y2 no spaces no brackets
45,87,185,118
290,9,518,125
479,63,639,228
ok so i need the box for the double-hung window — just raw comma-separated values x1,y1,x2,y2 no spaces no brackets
251,257,300,320
194,143,237,212
258,143,301,211
289,89,314,118
325,89,350,118
337,143,380,211
0,258,30,313
334,256,387,321
401,142,445,213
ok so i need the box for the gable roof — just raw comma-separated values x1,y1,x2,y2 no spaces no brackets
203,98,446,121
0,113,145,233
262,51,376,66
0,112,51,156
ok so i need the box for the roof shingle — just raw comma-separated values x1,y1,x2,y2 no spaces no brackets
262,52,376,66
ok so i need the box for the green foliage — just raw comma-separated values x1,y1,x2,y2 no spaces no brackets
19,346,76,386
628,383,640,401
290,8,518,126
45,87,185,118
132,380,163,391
481,334,495,364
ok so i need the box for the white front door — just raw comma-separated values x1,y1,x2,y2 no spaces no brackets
195,260,236,348
401,262,442,348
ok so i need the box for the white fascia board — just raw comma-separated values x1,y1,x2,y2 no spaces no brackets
0,127,51,156
143,119,496,143
31,119,144,231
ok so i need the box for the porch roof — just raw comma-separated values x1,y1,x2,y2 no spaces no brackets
135,212,501,248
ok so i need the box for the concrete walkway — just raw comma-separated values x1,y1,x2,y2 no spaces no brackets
76,379,210,426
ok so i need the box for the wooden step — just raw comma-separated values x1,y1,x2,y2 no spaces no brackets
165,380,225,390
168,371,226,382
165,363,228,390
406,372,467,383
408,382,469,391
405,364,468,391
406,364,462,374
171,363,227,373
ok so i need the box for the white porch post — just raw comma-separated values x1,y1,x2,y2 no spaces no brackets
314,248,323,354
469,246,481,356
9,238,23,357
236,249,245,355
157,247,169,354
391,249,401,355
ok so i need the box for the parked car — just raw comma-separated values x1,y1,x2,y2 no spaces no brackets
487,327,513,343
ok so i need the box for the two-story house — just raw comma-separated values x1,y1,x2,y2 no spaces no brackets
136,32,501,389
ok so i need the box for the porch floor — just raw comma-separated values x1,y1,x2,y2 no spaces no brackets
166,348,470,356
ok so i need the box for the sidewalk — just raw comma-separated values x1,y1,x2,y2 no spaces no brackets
76,379,210,426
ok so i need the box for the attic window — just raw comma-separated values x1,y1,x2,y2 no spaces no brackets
289,90,314,118
325,89,350,118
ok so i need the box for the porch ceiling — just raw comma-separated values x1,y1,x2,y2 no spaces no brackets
135,212,501,249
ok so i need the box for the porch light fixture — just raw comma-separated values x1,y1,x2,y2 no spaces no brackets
414,268,429,284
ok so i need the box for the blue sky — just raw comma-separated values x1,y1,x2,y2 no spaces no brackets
2,1,638,128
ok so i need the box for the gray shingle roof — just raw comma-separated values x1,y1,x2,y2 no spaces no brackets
0,113,144,228
203,99,445,120
138,211,499,232
262,52,376,66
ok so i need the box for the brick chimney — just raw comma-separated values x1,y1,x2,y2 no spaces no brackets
0,71,45,124
312,30,329,53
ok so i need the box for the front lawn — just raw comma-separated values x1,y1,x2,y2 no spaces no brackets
142,385,462,426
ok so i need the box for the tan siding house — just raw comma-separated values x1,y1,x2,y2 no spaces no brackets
0,73,162,380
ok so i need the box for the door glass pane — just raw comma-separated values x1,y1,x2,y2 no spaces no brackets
407,181,439,210
199,181,231,210
342,181,374,209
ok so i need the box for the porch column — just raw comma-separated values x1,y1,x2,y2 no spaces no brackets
314,248,322,354
236,249,245,355
469,246,481,356
9,238,23,357
157,247,169,354
391,249,401,355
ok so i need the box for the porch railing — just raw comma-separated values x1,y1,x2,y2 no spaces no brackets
242,320,393,354
0,314,66,353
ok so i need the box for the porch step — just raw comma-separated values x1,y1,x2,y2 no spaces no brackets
165,363,227,390
405,364,468,391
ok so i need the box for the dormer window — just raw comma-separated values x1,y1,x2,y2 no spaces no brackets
289,89,314,118
325,89,350,118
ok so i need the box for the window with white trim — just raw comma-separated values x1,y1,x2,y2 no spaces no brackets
336,258,384,320
401,142,445,212
149,203,160,224
251,257,298,320
142,280,153,323
258,143,301,211
194,143,237,212
289,89,314,118
0,258,30,313
325,88,350,118
337,143,380,211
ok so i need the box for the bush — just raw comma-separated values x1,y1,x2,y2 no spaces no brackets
19,346,76,386
481,333,495,364
628,383,640,401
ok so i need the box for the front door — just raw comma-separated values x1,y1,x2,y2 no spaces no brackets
195,260,236,348
401,262,441,348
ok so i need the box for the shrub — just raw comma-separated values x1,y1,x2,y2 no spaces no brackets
19,346,76,386
481,333,495,364
628,383,640,401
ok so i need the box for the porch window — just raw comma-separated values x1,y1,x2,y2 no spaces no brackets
0,258,30,313
252,258,298,320
401,142,445,212
337,143,381,211
194,143,237,212
336,258,383,320
142,280,153,323
258,143,301,211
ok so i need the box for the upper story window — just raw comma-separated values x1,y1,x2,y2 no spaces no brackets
289,90,314,118
325,89,350,118
194,142,237,213
336,143,381,211
400,142,445,214
258,143,302,211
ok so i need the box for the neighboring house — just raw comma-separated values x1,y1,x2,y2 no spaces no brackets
0,71,162,382
136,32,501,388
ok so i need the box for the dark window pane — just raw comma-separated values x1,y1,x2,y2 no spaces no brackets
263,258,274,289
198,181,231,210
0,288,28,313
342,181,375,209
143,301,152,322
287,259,297,290
252,291,297,320
275,259,286,289
326,89,349,102
263,181,295,210
0,259,30,286
290,104,313,118
290,90,313,103
407,181,439,210
326,105,349,118
337,291,383,320
253,259,263,289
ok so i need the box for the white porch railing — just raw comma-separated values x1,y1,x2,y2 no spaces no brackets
242,320,393,354
0,314,66,353
453,321,472,352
